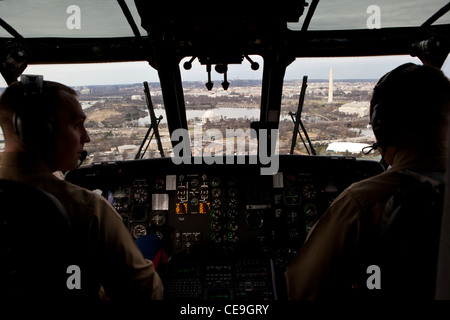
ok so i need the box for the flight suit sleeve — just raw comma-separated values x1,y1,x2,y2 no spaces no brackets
88,195,164,301
285,189,360,299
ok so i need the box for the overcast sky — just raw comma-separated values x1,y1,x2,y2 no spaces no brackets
1,54,448,88
1,0,449,87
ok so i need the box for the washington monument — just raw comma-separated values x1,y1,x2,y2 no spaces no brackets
328,67,333,103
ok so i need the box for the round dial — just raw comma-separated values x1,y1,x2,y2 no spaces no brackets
211,198,222,209
228,232,239,243
151,211,166,226
190,197,199,207
190,177,199,188
306,221,316,234
210,177,221,187
228,198,238,208
211,232,222,243
227,209,238,219
285,174,296,187
211,188,221,198
132,224,147,239
133,188,148,204
228,188,237,197
304,203,318,217
302,184,317,199
211,221,222,232
154,178,165,191
228,221,239,231
227,177,237,187
246,211,263,229
210,209,222,220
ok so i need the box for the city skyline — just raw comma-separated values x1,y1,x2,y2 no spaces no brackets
1,54,448,88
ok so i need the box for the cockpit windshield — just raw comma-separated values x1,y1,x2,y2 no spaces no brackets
0,0,145,38
0,0,449,162
288,0,450,31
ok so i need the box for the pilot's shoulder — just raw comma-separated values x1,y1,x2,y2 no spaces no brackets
53,176,112,210
341,169,401,209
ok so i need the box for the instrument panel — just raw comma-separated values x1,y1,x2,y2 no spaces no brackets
66,155,383,299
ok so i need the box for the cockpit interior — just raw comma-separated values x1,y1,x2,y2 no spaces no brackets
1,0,450,303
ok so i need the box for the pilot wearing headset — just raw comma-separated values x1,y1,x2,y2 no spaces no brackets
0,76,163,302
285,63,450,299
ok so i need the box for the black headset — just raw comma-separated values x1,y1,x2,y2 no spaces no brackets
13,74,55,148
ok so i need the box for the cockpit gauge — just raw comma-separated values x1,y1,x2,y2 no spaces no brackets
154,178,165,191
284,188,301,205
227,209,238,219
304,203,318,217
302,184,317,199
211,188,221,198
154,230,164,240
287,211,299,223
132,224,147,239
227,177,237,187
228,221,239,231
212,198,222,209
210,176,221,187
131,206,147,221
228,198,238,208
190,177,199,188
228,232,239,243
151,211,166,226
110,187,129,210
305,221,316,234
113,188,127,200
228,188,237,197
133,188,148,204
190,197,199,207
210,209,222,220
211,232,222,243
211,221,222,232
246,211,264,229
285,174,297,187
289,227,300,239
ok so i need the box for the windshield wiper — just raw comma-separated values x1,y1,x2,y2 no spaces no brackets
289,75,316,155
135,81,165,159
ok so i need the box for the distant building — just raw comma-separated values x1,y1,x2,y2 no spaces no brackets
131,95,143,100
117,144,139,154
326,142,370,154
202,110,221,124
339,101,370,117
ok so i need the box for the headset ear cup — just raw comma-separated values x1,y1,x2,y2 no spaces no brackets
371,103,386,147
13,111,24,141
13,111,54,146
13,75,54,147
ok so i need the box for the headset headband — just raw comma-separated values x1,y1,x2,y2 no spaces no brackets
20,74,44,97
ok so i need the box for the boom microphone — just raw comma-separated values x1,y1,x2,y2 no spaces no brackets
77,150,88,169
